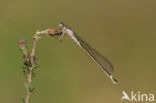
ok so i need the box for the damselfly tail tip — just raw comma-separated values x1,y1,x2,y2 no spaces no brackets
112,78,118,84
110,75,118,84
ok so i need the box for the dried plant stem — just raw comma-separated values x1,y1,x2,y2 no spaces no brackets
25,30,47,103
19,28,59,103
25,65,34,103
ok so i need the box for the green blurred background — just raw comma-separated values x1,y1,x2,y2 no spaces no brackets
0,0,156,103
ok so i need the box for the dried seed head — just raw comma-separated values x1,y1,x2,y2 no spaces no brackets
33,55,38,62
47,28,62,36
18,39,27,50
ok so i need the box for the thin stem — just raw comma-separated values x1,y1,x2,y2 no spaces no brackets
24,30,48,103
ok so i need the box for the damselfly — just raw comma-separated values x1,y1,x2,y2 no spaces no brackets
51,22,118,84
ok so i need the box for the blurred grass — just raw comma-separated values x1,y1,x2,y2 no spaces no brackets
0,0,156,103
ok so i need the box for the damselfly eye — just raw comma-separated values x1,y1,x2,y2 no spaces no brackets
59,23,63,27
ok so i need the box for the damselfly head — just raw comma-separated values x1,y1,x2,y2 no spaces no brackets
59,22,73,30
59,22,75,37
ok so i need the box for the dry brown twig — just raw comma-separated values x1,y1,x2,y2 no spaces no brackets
18,28,61,103
25,30,47,103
